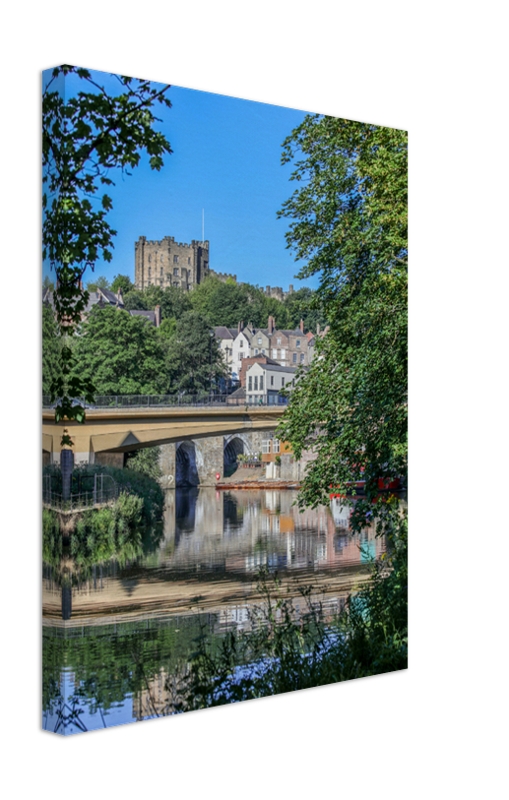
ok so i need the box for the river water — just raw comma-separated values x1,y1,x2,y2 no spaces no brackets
42,488,385,734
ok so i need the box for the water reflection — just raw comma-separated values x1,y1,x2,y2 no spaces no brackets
43,489,385,734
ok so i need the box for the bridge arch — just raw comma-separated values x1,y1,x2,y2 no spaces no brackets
223,433,253,471
175,441,200,486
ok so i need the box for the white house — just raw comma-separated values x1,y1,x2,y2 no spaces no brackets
245,362,299,405
231,327,253,380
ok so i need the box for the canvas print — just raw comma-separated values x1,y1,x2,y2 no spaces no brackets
42,66,408,734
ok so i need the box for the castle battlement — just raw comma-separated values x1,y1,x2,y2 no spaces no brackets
210,269,237,283
135,236,293,298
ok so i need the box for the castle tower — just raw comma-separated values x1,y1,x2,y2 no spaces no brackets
134,236,210,291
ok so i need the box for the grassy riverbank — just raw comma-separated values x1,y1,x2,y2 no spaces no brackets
43,461,165,570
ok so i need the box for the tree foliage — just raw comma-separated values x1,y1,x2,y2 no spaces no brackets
42,65,172,425
277,115,408,532
111,273,134,294
42,304,62,396
74,305,168,395
164,311,227,394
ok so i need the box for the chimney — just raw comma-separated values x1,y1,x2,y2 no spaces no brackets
268,315,275,335
300,318,304,333
155,305,161,327
118,287,124,306
238,320,244,333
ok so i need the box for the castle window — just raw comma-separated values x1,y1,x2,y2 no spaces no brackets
188,257,191,265
174,268,179,276
173,282,179,287
148,254,151,263
161,255,164,263
160,267,163,276
148,267,151,277
173,255,179,264
293,353,297,363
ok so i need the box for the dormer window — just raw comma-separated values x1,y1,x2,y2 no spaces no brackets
277,338,281,345
258,337,262,345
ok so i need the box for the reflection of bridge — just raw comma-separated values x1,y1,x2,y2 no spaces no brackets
42,404,286,484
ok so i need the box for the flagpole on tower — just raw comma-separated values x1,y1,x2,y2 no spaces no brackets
202,209,204,243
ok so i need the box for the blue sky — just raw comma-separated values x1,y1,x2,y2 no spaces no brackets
43,68,318,291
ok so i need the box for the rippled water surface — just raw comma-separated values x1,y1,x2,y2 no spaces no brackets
43,488,384,734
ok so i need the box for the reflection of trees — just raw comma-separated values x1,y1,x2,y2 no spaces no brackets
42,613,225,722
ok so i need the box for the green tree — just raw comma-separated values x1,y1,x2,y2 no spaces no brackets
283,287,327,332
43,275,55,292
86,275,111,292
42,304,62,395
164,311,227,394
157,285,192,321
123,290,149,311
75,305,168,395
43,65,172,425
277,115,408,533
111,273,134,294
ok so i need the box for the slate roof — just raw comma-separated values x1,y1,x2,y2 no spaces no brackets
247,363,298,374
128,310,156,325
214,326,235,339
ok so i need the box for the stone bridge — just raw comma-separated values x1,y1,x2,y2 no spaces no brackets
42,406,286,487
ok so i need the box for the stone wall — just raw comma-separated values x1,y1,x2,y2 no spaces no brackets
158,431,265,488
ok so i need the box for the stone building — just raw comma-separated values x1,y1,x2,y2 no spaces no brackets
134,236,211,291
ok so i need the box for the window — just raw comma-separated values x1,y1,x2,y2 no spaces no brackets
148,267,151,277
148,254,151,263
271,376,274,386
173,255,179,264
273,439,280,454
300,353,305,363
281,378,285,388
272,349,277,358
258,337,262,345
262,439,271,454
240,339,244,348
188,257,191,264
297,339,301,348
293,353,297,363
262,348,266,354
254,376,258,391
174,268,179,276
173,281,179,287
277,338,281,345
281,349,286,359
260,376,264,390
255,348,258,355
239,353,244,360
248,376,252,391
160,267,163,276
161,255,164,263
